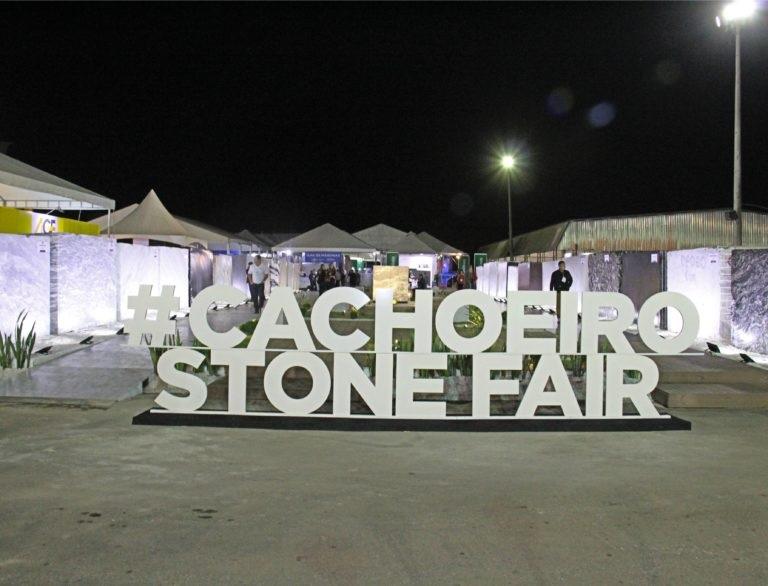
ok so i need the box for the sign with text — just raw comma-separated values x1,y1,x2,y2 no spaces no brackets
302,251,342,266
128,285,699,429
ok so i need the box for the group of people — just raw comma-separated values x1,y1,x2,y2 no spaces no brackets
308,264,360,293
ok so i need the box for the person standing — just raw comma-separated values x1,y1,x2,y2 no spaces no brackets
456,270,466,290
317,264,327,294
549,260,573,320
247,255,268,313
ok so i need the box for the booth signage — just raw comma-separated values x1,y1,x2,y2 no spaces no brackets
303,251,343,266
130,285,696,431
385,252,399,266
474,253,488,268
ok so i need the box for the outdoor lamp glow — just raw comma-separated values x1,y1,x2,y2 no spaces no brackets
501,155,516,169
717,0,757,26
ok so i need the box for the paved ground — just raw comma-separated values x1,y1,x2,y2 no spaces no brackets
1,399,767,585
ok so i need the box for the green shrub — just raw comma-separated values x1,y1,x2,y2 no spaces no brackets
0,312,36,370
148,331,182,374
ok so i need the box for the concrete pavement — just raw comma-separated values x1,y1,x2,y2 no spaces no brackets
1,397,767,585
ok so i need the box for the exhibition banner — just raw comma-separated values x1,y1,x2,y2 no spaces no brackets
303,251,343,266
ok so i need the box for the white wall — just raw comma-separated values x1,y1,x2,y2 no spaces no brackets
118,243,189,320
666,248,721,339
0,234,50,336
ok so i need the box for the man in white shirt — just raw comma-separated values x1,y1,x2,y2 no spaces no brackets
247,255,268,313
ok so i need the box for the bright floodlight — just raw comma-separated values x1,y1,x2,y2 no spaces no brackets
721,0,757,24
501,155,515,169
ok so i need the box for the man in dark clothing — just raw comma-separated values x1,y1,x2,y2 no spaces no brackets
549,260,573,320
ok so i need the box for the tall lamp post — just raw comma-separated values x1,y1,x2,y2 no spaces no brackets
717,0,757,246
501,154,516,260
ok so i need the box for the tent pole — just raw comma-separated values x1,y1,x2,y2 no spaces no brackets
107,209,111,236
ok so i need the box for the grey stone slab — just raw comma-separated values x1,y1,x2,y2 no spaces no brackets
0,367,148,401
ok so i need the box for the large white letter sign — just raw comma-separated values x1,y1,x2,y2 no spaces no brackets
395,352,447,418
516,354,582,418
248,287,316,351
333,353,393,416
605,354,660,418
558,291,579,353
211,349,265,415
156,348,208,412
507,291,557,355
264,352,331,415
189,285,247,350
375,289,433,352
581,292,635,354
311,287,371,351
435,290,503,354
472,353,522,418
637,292,699,354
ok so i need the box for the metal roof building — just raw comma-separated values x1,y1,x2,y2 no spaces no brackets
480,209,768,261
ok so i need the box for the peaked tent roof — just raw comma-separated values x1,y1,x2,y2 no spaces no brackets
0,151,114,211
91,203,138,230
237,229,269,249
353,223,407,252
417,231,465,255
274,223,377,253
392,231,438,254
249,232,300,247
103,190,189,237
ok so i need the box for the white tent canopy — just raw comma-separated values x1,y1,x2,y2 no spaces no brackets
417,231,465,255
274,223,377,253
0,152,114,211
92,190,262,251
353,223,407,252
392,231,438,254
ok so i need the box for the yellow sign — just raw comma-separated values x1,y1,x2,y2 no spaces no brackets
0,207,98,236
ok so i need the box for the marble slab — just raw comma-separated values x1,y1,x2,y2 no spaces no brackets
54,234,118,333
213,254,233,287
0,234,51,336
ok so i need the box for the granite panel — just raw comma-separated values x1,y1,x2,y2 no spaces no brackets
190,249,213,299
373,266,410,302
0,234,50,336
588,252,621,293
231,254,249,296
213,254,233,287
729,249,768,353
55,235,118,333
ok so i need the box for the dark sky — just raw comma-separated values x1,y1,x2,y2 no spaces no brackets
1,2,766,252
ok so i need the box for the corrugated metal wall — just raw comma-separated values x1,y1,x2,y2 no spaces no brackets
560,210,768,252
482,210,768,260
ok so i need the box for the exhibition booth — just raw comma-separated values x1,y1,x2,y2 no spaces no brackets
0,151,116,335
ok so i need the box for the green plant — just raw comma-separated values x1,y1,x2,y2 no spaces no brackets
148,331,182,374
0,312,37,370
238,319,258,336
0,333,13,369
300,302,312,317
350,307,359,319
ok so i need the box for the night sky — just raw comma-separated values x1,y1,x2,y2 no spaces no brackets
1,2,766,253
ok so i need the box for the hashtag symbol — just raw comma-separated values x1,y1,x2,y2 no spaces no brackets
124,285,180,346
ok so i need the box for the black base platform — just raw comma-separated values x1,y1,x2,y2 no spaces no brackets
132,410,691,432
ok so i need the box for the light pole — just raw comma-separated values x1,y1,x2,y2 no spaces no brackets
717,0,757,246
501,154,515,260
